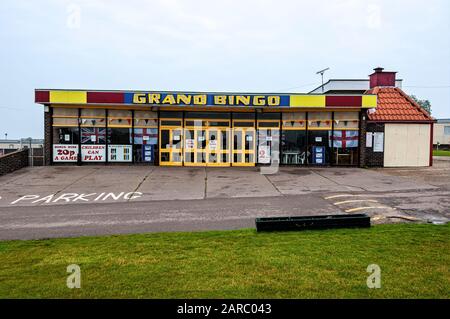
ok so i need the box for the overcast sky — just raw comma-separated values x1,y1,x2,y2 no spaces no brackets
1,0,449,139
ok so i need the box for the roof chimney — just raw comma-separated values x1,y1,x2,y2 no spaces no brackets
369,67,397,88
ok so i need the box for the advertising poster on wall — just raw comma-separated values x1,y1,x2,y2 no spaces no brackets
108,145,132,162
366,132,373,147
373,132,384,152
81,145,106,162
53,144,79,162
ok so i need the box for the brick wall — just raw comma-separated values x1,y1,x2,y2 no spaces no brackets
360,122,385,167
0,149,29,176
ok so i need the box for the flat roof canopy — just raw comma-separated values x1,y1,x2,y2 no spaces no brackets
35,89,377,109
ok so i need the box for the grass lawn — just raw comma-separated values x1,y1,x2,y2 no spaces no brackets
0,223,448,299
433,150,450,156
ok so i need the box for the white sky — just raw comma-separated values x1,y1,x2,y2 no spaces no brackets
1,0,449,138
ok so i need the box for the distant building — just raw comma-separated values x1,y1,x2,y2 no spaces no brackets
309,78,403,94
0,138,44,166
433,119,450,150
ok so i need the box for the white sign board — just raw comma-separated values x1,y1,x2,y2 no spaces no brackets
81,145,106,162
53,144,78,162
258,146,271,164
108,145,132,162
373,132,384,152
366,132,373,147
209,140,217,151
315,137,322,142
185,139,195,149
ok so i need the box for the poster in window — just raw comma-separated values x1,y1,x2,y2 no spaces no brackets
53,144,78,162
81,145,106,162
185,139,195,149
108,145,132,162
258,146,270,164
134,128,158,145
209,140,217,151
373,132,384,152
366,132,373,147
142,145,153,162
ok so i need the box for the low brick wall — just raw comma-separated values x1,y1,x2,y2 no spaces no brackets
0,149,29,176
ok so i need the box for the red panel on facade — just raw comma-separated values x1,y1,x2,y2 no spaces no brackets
35,90,49,103
326,96,362,107
87,92,124,104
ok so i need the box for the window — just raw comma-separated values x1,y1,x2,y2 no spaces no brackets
282,112,306,129
332,112,359,166
80,109,106,162
53,107,78,127
331,130,359,165
53,127,79,144
308,130,330,165
52,108,80,163
134,111,157,128
281,113,306,165
444,126,450,135
108,109,132,128
334,112,359,130
80,108,106,130
281,130,306,164
107,110,132,162
308,112,332,130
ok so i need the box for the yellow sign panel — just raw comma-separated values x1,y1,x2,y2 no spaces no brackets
290,95,326,108
50,91,87,104
362,95,377,108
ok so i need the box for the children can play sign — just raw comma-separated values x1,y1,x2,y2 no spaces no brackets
53,145,79,162
81,145,106,162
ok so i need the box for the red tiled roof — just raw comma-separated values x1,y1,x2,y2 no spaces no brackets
365,87,434,122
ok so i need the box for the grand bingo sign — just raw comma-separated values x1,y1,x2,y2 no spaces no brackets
131,93,290,107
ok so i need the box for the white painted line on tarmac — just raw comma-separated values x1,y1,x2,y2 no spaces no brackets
334,199,379,205
324,194,366,200
345,206,392,213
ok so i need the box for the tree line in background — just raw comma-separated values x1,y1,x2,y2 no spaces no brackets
410,95,432,115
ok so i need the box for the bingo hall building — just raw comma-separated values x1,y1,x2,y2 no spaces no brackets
35,67,435,168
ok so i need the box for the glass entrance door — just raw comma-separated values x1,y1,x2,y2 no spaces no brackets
184,118,231,167
257,120,280,165
159,118,183,166
232,120,256,166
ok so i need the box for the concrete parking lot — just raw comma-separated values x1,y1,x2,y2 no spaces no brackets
0,159,449,240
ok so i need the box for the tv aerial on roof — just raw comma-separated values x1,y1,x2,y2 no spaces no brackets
316,68,330,93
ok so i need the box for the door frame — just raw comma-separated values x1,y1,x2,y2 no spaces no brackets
159,118,183,166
